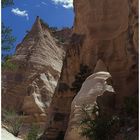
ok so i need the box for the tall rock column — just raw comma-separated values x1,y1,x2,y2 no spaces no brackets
64,60,116,140
2,16,65,122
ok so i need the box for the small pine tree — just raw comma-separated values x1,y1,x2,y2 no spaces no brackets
2,23,16,51
2,0,14,8
26,124,40,140
79,105,119,140
2,109,23,137
123,96,138,117
71,64,92,93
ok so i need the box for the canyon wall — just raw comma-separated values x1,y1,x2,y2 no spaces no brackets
43,0,138,139
2,0,138,139
2,17,65,122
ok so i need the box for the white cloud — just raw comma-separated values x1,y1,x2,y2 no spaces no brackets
52,0,73,8
11,8,29,20
41,1,47,6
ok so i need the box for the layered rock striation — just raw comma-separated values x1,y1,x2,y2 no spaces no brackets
2,16,65,121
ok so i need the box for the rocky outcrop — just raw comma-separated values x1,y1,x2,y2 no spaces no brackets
52,28,72,45
2,16,65,121
65,61,116,140
43,0,138,139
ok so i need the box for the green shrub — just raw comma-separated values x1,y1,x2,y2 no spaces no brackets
2,56,17,71
79,105,119,140
26,124,40,140
71,64,92,93
2,109,23,137
124,96,138,117
2,60,17,70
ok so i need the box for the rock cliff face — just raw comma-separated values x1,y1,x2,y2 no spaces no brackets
72,0,138,102
43,0,138,139
2,0,138,139
2,16,65,121
65,61,116,140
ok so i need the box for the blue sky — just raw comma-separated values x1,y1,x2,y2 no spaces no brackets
2,0,74,54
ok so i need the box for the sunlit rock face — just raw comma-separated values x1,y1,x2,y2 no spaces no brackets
76,0,138,103
2,16,65,122
73,0,129,40
43,0,138,139
64,60,116,140
2,128,22,140
65,72,115,140
73,0,138,103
